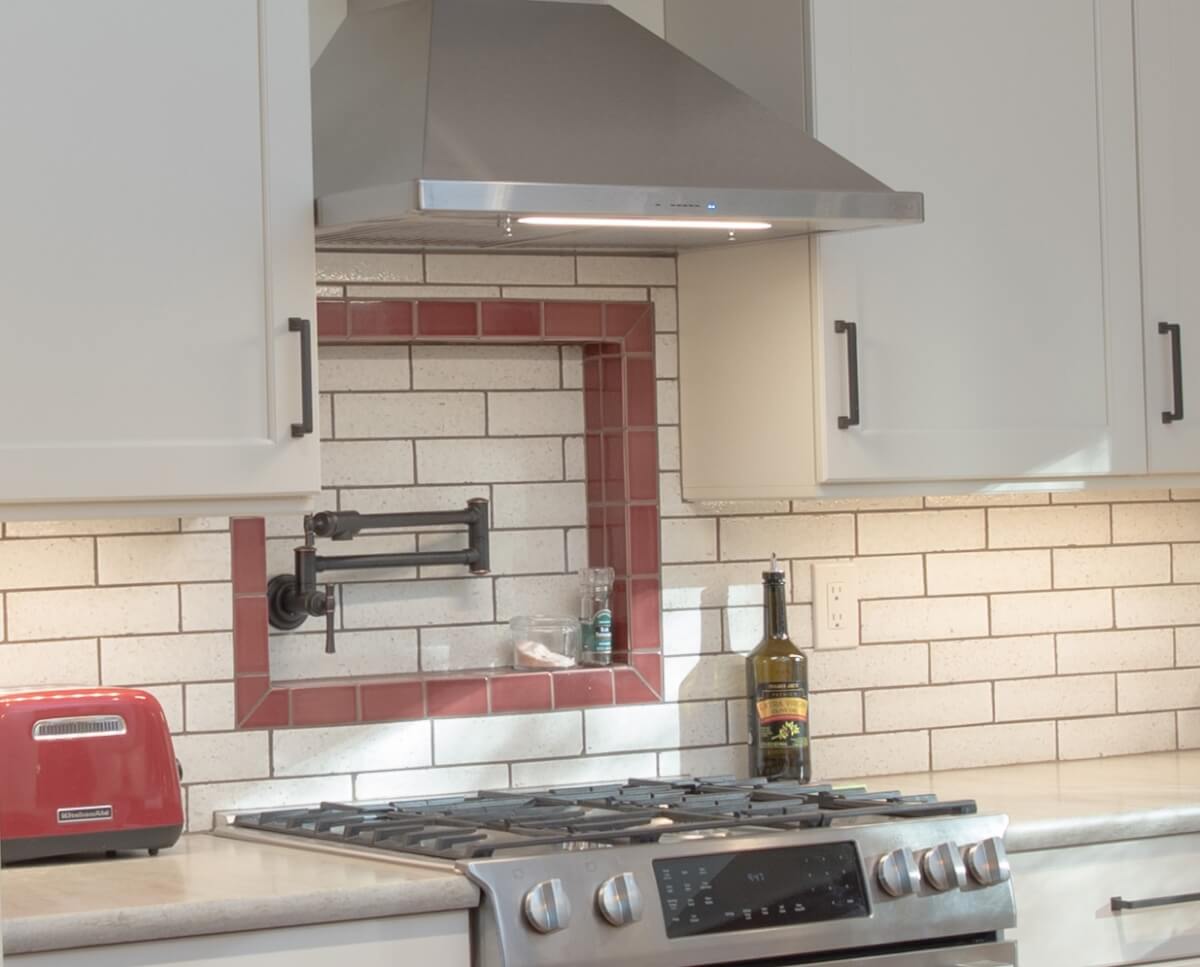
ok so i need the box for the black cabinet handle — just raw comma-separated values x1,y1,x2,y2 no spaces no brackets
1112,890,1200,912
1160,321,1184,424
834,320,860,429
289,317,314,437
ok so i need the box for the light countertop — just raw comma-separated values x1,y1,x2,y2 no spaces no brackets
858,749,1200,852
0,832,478,956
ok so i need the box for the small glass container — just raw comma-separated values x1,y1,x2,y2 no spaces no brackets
511,616,580,669
579,566,615,666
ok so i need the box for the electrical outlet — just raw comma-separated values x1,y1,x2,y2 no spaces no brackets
812,562,859,650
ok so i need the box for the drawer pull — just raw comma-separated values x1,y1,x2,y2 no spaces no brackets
1111,890,1200,912
834,319,860,429
1160,320,1185,424
289,316,314,437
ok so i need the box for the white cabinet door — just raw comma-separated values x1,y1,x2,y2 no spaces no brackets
1137,0,1200,472
0,0,319,510
811,0,1145,482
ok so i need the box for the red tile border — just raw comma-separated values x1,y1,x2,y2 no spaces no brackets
235,298,663,728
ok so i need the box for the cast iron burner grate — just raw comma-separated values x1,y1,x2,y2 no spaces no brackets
231,776,976,860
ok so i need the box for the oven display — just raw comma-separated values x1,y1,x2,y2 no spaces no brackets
652,842,869,938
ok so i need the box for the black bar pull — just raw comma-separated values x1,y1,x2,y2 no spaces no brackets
834,320,860,429
1111,890,1200,912
1160,321,1184,424
323,585,336,654
289,317,314,437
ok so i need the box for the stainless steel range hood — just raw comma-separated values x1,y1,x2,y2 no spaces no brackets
312,0,923,252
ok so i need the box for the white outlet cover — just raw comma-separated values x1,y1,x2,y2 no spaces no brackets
811,561,859,650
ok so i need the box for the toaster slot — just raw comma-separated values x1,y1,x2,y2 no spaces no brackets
32,715,127,740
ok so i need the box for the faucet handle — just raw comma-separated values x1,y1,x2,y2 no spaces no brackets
323,585,337,654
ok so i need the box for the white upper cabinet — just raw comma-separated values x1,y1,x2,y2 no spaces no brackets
1137,0,1200,472
0,0,319,516
811,0,1145,483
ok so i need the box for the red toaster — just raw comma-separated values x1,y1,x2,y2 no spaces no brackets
0,686,184,864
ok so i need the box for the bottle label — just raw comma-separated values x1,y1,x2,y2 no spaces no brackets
593,608,613,655
755,682,809,749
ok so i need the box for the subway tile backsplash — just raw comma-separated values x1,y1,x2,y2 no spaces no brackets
1,251,1199,831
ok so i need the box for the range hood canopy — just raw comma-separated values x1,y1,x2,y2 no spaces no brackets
312,0,923,252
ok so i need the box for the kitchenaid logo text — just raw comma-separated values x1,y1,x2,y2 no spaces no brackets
57,805,113,824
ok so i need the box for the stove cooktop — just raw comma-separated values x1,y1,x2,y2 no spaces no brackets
229,775,978,861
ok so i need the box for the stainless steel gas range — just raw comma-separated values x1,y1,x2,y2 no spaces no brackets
215,777,1017,967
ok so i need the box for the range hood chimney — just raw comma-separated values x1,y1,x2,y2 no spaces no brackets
312,0,923,252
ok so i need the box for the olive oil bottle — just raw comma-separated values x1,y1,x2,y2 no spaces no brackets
746,556,811,782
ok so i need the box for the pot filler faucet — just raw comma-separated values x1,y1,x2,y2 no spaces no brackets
266,499,490,653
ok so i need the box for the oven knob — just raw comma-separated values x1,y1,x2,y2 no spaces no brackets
876,847,921,897
524,878,572,934
921,842,967,892
966,837,1011,886
597,872,644,926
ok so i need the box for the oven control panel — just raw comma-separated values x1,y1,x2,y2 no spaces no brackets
651,842,869,938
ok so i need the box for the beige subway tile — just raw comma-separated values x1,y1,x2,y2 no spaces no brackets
991,589,1113,636
932,721,1056,770
97,533,229,585
141,684,183,733
813,730,929,779
719,515,854,562
502,285,647,301
656,334,678,379
808,642,929,691
437,710,582,764
1115,585,1200,628
564,437,585,481
0,639,98,687
3,518,178,537
420,624,510,672
858,510,985,555
1053,545,1171,589
488,391,584,436
316,251,421,283
576,255,676,285
318,345,409,392
428,253,573,285
320,393,333,439
724,604,811,651
1173,544,1200,583
793,497,924,513
994,674,1114,721
512,753,658,789
483,529,565,576
343,578,494,628
658,427,681,471
0,538,94,590
316,284,343,299
661,609,723,656
659,745,748,778
8,586,178,641
585,702,725,754
1113,502,1200,543
659,472,789,518
661,561,766,610
850,555,926,600
1057,712,1176,760
354,764,510,801
988,505,1110,548
180,517,229,533
173,732,269,783
341,485,487,518
270,629,418,681
861,596,988,643
184,682,235,733
335,392,485,439
417,438,562,484
1052,488,1170,504
657,379,679,425
101,632,233,685
652,287,677,331
274,721,432,776
661,518,717,563
663,653,745,701
495,574,577,621
865,682,992,731
561,345,583,389
1118,668,1200,712
924,493,1049,507
320,441,413,488
411,344,560,390
1174,489,1200,501
345,284,498,299
187,776,353,832
1056,629,1174,674
493,482,586,528
930,635,1054,683
926,550,1050,595
1178,627,1200,667
1180,710,1200,749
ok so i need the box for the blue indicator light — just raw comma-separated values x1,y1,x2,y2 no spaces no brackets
706,202,717,210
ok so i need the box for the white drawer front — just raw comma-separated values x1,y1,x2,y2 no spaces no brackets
1010,833,1200,967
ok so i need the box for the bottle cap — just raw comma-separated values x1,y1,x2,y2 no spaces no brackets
763,553,787,584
